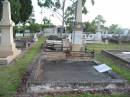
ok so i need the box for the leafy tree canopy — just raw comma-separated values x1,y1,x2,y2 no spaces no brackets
0,0,3,20
108,24,121,34
10,0,21,24
94,15,106,25
37,0,94,26
94,15,106,32
83,20,96,33
19,0,33,24
0,0,33,24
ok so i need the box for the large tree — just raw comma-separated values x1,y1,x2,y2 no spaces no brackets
0,0,21,24
19,0,33,36
65,0,94,26
94,15,106,32
19,0,33,24
10,0,21,24
83,20,96,33
0,0,33,25
108,24,121,34
0,0,3,20
37,0,94,27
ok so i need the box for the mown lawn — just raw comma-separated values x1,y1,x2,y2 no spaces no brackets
87,43,130,53
0,38,44,97
86,43,130,83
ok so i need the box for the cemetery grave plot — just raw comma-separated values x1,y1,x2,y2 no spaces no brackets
43,43,95,59
45,35,63,51
26,53,127,94
15,39,27,49
33,61,125,82
102,50,130,68
15,37,35,49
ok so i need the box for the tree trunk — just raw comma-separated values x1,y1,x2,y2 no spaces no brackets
13,27,16,39
62,0,66,27
23,23,25,37
0,1,3,21
61,0,66,38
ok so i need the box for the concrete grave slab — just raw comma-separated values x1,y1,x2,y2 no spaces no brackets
27,59,127,93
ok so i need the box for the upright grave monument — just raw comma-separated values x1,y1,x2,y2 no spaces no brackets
0,0,21,65
72,0,83,51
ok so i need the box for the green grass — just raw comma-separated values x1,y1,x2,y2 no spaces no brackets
96,53,130,82
0,38,44,97
87,43,130,82
45,43,130,97
87,43,130,53
0,42,130,97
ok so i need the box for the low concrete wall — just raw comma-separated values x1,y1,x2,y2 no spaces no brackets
102,50,130,69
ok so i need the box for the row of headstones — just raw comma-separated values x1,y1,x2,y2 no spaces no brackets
15,33,38,49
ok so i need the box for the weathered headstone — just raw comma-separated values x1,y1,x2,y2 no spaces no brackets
0,0,21,65
72,0,83,51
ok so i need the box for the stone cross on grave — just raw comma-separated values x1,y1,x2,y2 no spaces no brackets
72,0,83,51
0,0,20,65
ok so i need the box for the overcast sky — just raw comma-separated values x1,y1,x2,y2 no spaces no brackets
32,0,130,28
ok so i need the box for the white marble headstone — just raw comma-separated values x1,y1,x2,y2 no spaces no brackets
0,0,20,59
